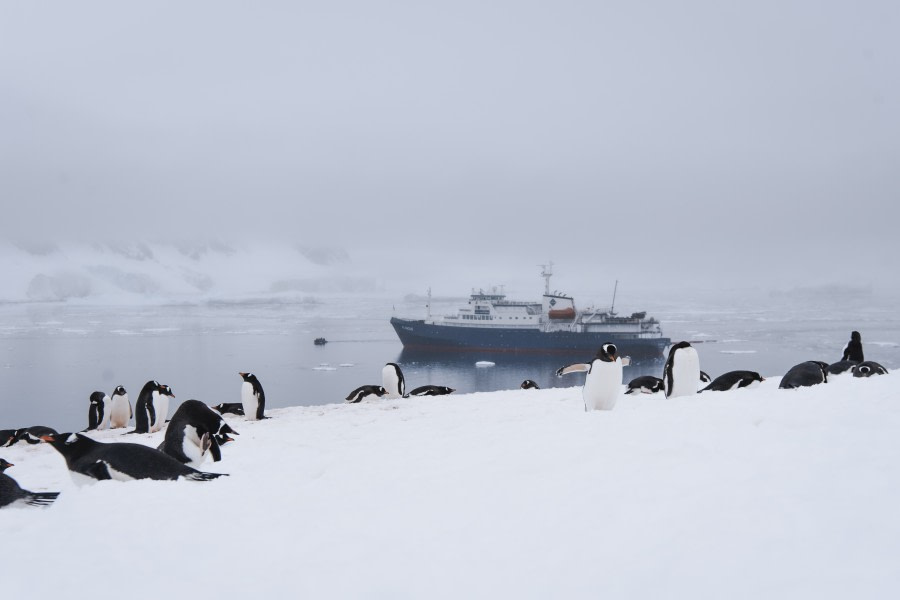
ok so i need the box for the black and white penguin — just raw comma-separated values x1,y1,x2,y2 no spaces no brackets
108,385,132,429
1,430,17,448
151,383,174,433
624,375,665,395
239,372,266,420
345,385,387,403
133,380,160,434
382,363,405,398
556,343,624,411
158,400,239,467
408,385,455,397
853,361,888,378
699,370,764,393
86,391,110,431
779,361,828,389
826,361,857,376
13,426,58,445
663,341,701,399
841,331,864,363
520,380,541,390
211,403,245,416
44,432,227,483
0,459,60,508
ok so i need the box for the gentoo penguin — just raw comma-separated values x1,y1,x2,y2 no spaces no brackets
13,426,58,445
151,383,175,433
239,372,266,420
0,459,60,508
408,385,455,397
108,385,132,428
211,402,245,416
699,370,764,393
345,385,387,403
86,391,110,431
624,375,665,395
853,361,888,378
520,380,541,390
663,341,701,399
1,430,16,447
841,331,864,363
382,363,405,398
826,361,857,376
44,432,227,483
158,400,239,466
779,361,828,389
556,343,624,411
133,380,160,434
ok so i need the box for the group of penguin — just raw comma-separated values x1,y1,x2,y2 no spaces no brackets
0,372,267,509
344,363,455,402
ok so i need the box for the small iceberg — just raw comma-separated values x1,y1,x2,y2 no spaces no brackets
475,361,496,368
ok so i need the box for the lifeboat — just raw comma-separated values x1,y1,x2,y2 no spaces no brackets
548,307,576,320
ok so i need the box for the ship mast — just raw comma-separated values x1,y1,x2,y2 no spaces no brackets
540,262,554,295
426,287,432,318
610,279,618,315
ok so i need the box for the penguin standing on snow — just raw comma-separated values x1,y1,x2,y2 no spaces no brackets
86,391,110,431
133,381,161,434
151,383,174,433
556,343,624,411
345,385,387,403
0,458,60,508
663,341,701,399
239,372,266,420
44,432,227,483
382,363,405,398
624,375,665,395
841,331,864,363
699,370,764,393
158,400,238,467
108,385,131,429
779,361,828,389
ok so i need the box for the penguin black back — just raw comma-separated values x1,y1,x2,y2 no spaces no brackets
345,385,386,403
624,376,665,395
14,426,58,445
779,361,828,389
86,391,106,431
159,400,238,465
211,403,245,416
699,370,764,393
520,380,540,390
841,331,864,363
133,381,159,434
408,385,455,397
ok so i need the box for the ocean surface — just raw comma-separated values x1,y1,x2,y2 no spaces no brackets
2,290,898,432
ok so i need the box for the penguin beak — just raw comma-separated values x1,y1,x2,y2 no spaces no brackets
238,372,247,377
5,462,13,468
40,434,55,442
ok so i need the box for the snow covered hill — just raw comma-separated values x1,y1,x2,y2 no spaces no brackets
2,372,898,598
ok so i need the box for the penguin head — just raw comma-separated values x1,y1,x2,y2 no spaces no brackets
596,343,618,362
851,331,861,341
113,385,127,396
89,391,105,405
856,364,872,377
239,372,257,383
44,432,98,461
158,383,175,398
0,458,13,472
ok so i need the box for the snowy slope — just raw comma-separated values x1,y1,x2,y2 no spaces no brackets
1,373,899,599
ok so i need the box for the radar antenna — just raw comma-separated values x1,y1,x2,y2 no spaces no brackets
539,262,554,296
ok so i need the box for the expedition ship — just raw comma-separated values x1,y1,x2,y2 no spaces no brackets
390,265,670,359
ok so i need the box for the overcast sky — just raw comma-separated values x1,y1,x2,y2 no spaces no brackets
1,1,897,291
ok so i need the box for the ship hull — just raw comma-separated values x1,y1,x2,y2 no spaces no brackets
390,317,670,359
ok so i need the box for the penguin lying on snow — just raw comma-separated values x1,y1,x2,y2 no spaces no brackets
699,371,764,393
85,391,111,431
108,385,132,429
13,426,58,445
158,400,239,467
1,430,16,448
211,403,245,416
44,432,227,483
853,361,888,377
826,361,858,376
663,341,701,399
345,385,386,403
239,372,266,420
0,458,60,508
779,361,828,389
556,343,625,411
382,363,406,398
624,375,665,395
520,380,540,390
408,385,455,397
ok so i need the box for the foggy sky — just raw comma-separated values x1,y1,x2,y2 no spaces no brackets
1,1,897,290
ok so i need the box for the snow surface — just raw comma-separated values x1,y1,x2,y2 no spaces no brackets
2,373,899,598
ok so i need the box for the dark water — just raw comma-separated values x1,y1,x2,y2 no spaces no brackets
1,292,898,432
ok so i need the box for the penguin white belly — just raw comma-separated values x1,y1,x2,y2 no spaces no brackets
181,426,207,467
582,359,622,411
98,396,112,430
382,365,401,398
109,397,130,428
242,382,259,420
151,394,169,433
669,347,700,398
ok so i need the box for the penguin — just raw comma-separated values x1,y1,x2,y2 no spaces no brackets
0,459,60,508
382,363,405,398
151,383,174,433
1,430,16,448
13,426,58,445
211,403,245,416
841,331,864,363
556,343,624,411
520,380,541,390
345,385,387,403
779,361,828,389
663,341,701,399
826,361,858,376
852,361,888,378
108,385,132,429
239,372,266,420
44,432,227,483
408,385,455,396
700,371,711,383
158,400,239,467
624,375,665,395
699,370,764,393
133,380,160,434
86,391,110,431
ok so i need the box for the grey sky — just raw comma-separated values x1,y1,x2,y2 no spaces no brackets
1,1,897,291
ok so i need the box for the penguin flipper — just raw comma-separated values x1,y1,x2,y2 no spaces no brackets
556,363,590,377
184,471,228,482
209,437,222,462
83,461,112,481
24,491,60,507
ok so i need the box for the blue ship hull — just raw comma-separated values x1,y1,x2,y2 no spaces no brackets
390,317,670,359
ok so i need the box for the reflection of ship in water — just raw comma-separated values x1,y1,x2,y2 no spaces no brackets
391,265,670,359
